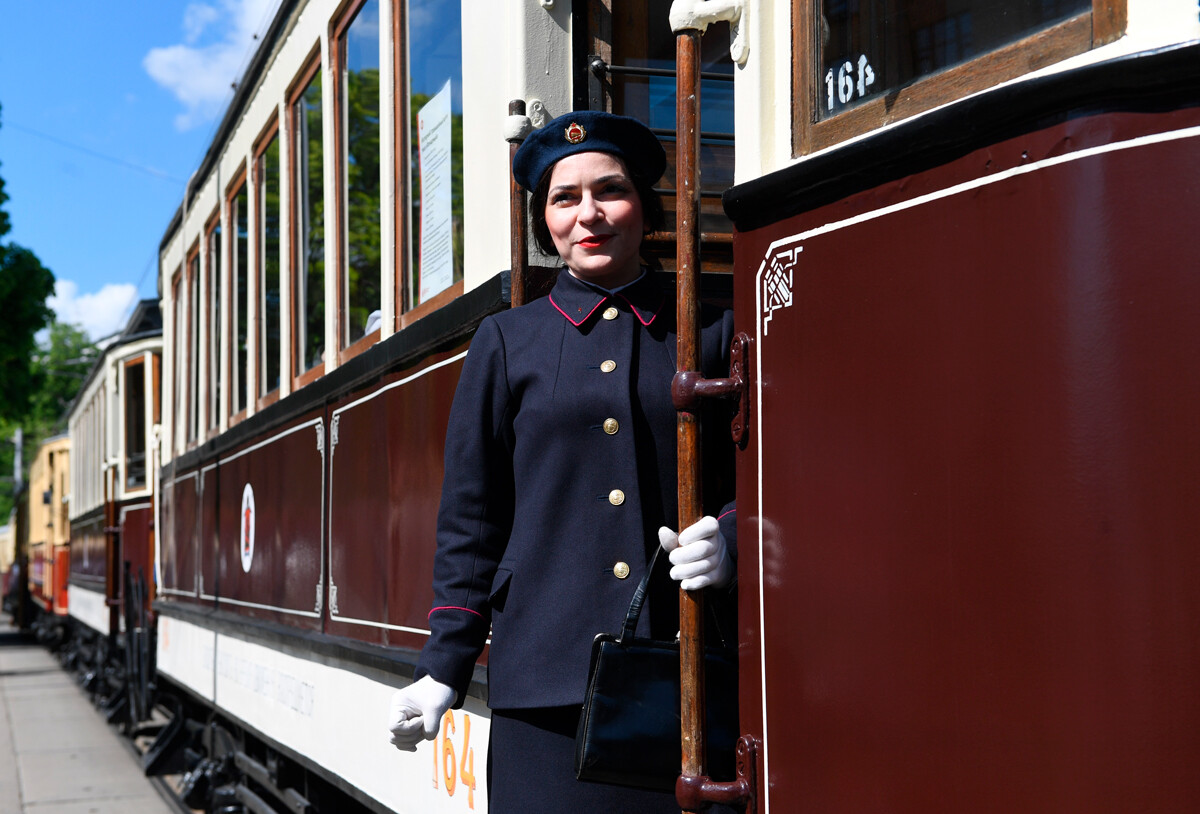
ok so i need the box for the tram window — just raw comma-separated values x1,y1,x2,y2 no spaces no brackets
171,268,184,452
256,125,282,402
582,0,735,271
290,55,325,385
188,245,200,443
205,213,222,430
334,0,382,357
405,0,464,310
794,0,1125,152
124,358,146,490
228,174,250,418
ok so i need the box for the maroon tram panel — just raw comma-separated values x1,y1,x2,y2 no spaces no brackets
119,502,154,607
734,109,1200,812
215,410,325,629
160,470,199,598
326,346,466,650
70,519,107,583
199,464,218,602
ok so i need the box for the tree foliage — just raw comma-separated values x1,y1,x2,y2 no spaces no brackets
0,246,56,422
346,67,382,338
1,105,57,423
1,102,80,519
28,322,98,430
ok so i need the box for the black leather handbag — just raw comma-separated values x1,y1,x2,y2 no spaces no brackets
574,547,738,791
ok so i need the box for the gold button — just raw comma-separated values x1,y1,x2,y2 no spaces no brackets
600,360,616,373
613,562,630,579
608,489,625,506
602,307,619,320
603,418,619,435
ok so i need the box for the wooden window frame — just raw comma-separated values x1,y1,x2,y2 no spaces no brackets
122,355,148,492
204,211,222,438
185,241,201,447
288,48,326,392
400,279,463,330
791,0,1128,156
151,351,162,426
330,0,382,367
254,117,283,411
225,165,250,428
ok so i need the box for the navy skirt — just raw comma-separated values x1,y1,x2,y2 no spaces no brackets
487,706,682,814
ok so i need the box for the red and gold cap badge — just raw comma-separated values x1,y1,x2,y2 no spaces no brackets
564,122,587,144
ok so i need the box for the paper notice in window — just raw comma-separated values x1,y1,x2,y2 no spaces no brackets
417,80,454,304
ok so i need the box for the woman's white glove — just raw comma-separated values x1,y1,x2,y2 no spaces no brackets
387,676,456,751
658,516,733,591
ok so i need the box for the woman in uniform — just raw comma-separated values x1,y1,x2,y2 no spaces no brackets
387,110,736,812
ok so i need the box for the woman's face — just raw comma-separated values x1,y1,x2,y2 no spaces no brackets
544,151,646,289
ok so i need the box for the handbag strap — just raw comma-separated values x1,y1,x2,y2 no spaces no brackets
620,545,664,642
618,543,735,650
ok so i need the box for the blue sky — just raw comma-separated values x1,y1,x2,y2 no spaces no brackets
0,0,282,341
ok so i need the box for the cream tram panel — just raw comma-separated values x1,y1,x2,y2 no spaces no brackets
68,584,110,636
212,631,491,814
156,614,217,703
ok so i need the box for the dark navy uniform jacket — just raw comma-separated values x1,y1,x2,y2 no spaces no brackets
415,268,735,709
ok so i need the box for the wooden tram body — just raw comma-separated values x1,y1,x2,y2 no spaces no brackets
64,300,162,658
25,434,70,622
134,0,1200,812
722,5,1200,811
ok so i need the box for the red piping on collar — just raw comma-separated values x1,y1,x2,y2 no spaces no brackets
616,292,663,326
549,292,608,327
429,605,484,619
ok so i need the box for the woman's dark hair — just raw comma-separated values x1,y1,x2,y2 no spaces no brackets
529,158,665,258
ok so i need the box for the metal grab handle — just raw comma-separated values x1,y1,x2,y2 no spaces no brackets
675,736,760,812
671,332,751,448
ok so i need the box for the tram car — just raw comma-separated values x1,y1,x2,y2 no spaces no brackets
150,0,1199,812
151,0,737,811
25,433,71,642
719,1,1200,812
64,299,162,694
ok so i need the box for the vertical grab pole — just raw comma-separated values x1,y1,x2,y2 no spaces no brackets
675,25,706,809
507,100,530,308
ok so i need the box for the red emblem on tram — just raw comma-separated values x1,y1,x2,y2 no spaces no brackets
564,122,587,144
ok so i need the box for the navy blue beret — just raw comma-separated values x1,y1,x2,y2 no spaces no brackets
512,110,667,191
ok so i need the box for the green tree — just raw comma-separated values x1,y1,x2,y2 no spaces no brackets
0,104,57,422
27,322,98,432
0,247,56,421
1,103,60,518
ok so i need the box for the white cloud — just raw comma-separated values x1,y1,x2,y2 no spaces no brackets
183,3,221,43
48,280,139,341
144,0,283,131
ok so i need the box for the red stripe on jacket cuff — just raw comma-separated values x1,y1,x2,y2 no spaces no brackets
428,605,485,620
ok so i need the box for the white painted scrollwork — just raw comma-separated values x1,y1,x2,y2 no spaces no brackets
763,246,801,336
